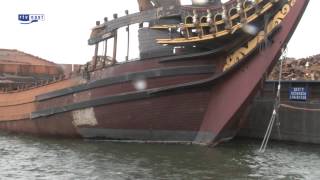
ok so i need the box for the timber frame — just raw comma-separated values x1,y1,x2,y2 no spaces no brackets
154,0,282,44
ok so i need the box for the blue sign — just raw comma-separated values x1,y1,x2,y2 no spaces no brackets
289,87,308,101
18,14,45,24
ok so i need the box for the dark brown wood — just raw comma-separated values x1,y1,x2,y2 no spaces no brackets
103,40,108,67
93,43,99,70
112,30,118,63
126,25,130,61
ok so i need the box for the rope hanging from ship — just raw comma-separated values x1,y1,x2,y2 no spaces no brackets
279,104,320,112
259,46,287,153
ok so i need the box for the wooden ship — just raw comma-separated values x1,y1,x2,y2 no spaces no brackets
0,0,309,146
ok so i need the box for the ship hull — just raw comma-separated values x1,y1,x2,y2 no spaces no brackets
195,0,309,145
0,0,309,146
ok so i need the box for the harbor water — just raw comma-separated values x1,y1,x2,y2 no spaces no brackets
0,132,319,180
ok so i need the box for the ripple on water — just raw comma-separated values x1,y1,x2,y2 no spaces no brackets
0,132,319,179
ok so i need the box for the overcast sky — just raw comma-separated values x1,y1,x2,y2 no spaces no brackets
0,0,318,64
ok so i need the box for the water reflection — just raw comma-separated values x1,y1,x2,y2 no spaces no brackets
0,132,319,179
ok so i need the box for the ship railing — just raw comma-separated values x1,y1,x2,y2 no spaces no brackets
0,74,66,93
88,5,181,45
94,55,115,69
154,0,277,44
0,60,117,93
78,56,114,72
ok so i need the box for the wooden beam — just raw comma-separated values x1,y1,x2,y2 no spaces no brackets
88,7,180,45
125,10,130,61
103,40,108,67
113,30,118,63
126,25,130,61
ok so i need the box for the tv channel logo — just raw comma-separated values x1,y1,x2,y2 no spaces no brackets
18,14,45,24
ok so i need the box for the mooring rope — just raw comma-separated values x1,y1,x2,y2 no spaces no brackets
280,103,320,112
259,47,287,153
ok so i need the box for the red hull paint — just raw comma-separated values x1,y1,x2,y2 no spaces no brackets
0,113,79,138
92,90,210,131
0,89,211,141
37,74,211,111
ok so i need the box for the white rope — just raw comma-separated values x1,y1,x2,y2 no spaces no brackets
259,47,286,153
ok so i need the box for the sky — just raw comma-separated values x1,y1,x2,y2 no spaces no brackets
0,0,318,64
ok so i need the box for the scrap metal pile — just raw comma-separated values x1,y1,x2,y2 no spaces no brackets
268,54,320,80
